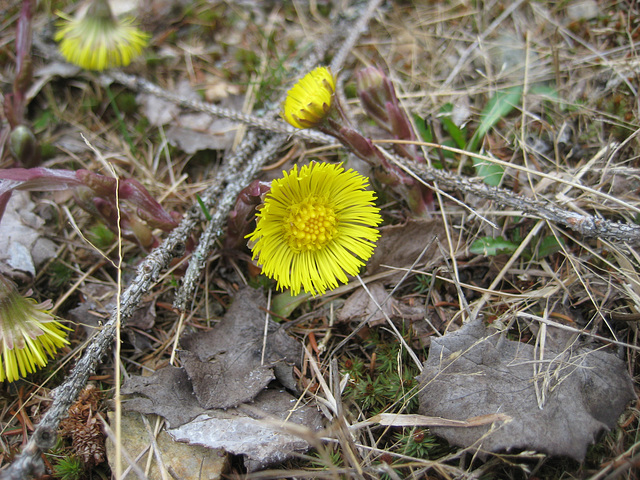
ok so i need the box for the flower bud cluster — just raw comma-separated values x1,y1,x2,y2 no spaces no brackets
0,167,178,249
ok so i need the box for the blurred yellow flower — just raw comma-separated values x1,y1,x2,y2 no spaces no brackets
282,66,336,129
55,0,149,71
0,276,69,383
247,162,381,296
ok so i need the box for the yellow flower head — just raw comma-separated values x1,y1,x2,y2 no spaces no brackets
247,162,382,296
55,0,149,71
0,276,70,382
282,66,336,129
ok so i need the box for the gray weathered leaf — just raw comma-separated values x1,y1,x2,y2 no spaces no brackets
417,319,636,460
179,287,301,409
122,366,205,428
168,389,323,472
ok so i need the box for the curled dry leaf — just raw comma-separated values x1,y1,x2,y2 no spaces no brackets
417,319,636,460
121,288,322,470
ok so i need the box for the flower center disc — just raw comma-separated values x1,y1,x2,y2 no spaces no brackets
285,196,337,252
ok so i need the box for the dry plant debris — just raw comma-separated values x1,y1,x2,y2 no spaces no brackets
121,288,321,470
59,384,106,467
1,0,640,479
0,191,56,280
418,319,636,461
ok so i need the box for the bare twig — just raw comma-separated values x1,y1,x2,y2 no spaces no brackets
173,133,286,311
384,151,640,245
0,206,198,480
173,0,385,311
104,70,332,146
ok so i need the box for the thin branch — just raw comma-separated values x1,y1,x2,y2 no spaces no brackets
173,134,286,311
384,151,640,245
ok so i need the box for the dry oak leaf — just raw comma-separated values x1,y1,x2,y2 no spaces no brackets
417,319,636,461
366,218,451,280
179,286,302,409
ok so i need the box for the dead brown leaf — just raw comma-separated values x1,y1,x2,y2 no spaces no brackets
417,319,636,460
122,366,206,428
179,287,302,408
337,281,424,326
121,288,320,470
366,218,451,281
168,389,324,472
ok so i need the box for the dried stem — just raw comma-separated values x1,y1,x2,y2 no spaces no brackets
384,151,640,245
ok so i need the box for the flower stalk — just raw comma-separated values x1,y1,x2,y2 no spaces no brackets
281,66,433,217
3,0,40,166
0,167,178,249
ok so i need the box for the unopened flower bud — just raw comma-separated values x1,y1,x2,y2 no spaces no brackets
9,125,40,166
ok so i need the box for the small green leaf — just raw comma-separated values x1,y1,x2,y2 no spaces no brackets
271,290,311,319
196,194,212,221
536,235,563,259
439,103,467,149
466,87,521,186
467,86,523,153
413,114,432,143
33,110,55,132
472,154,505,186
469,236,519,256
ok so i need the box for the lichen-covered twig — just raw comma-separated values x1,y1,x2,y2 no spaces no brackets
329,0,384,73
105,70,332,146
173,134,286,311
174,0,384,310
386,152,640,245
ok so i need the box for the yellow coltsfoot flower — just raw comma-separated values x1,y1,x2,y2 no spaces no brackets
55,0,149,71
282,66,336,129
247,162,382,296
0,275,70,382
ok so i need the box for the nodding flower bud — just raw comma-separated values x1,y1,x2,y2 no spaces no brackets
356,66,418,160
356,67,414,139
356,67,396,130
0,167,178,249
9,125,40,167
226,180,271,251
